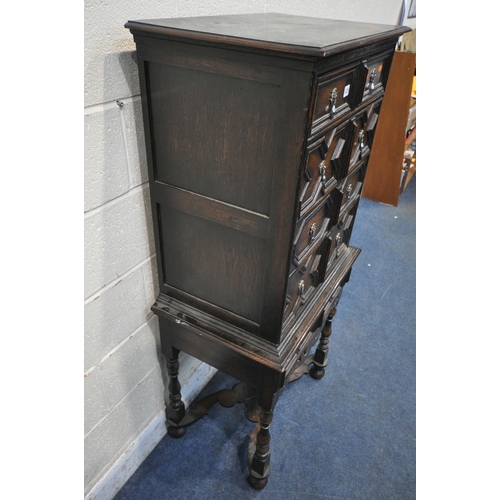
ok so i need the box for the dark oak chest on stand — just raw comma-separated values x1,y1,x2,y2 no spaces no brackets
125,13,409,489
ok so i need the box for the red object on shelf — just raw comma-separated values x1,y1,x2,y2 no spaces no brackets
405,126,416,146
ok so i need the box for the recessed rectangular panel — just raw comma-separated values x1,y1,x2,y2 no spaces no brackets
311,62,359,134
158,204,266,323
362,49,393,100
147,62,282,216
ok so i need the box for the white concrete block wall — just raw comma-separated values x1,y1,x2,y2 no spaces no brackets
84,1,413,498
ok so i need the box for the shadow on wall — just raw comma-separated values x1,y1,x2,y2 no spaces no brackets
116,48,172,400
84,45,167,494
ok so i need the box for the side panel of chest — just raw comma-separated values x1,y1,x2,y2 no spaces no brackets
136,39,313,343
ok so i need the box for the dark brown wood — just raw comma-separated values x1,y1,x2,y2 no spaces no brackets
310,289,342,379
126,12,410,490
167,382,257,430
361,49,394,102
165,348,187,438
348,98,383,167
140,38,313,344
152,182,270,239
298,120,352,218
311,61,360,135
126,13,409,59
248,408,273,488
292,195,334,265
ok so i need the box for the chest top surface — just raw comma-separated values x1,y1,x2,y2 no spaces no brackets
125,13,408,57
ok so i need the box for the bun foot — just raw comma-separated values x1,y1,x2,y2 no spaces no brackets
244,401,260,423
167,425,187,439
248,475,268,490
309,365,325,379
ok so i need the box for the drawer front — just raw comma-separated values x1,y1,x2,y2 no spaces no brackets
328,222,349,264
329,159,366,226
284,234,333,325
348,98,382,166
284,234,361,334
298,120,354,218
311,62,360,136
291,196,334,266
284,250,322,325
326,210,357,271
337,209,356,248
339,163,364,213
361,49,393,101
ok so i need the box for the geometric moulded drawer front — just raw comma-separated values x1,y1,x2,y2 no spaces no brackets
311,62,360,137
348,98,383,166
361,49,393,101
283,246,322,325
299,120,353,218
291,195,333,267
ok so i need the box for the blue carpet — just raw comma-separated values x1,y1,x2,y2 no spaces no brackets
114,176,416,500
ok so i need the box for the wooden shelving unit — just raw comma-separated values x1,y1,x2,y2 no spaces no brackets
401,103,416,193
362,48,416,206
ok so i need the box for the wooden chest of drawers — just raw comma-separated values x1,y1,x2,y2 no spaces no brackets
125,13,409,489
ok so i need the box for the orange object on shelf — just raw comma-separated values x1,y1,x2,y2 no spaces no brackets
405,126,416,146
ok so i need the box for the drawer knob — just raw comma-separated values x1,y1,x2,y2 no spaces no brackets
327,87,338,117
319,160,327,187
368,68,377,92
335,232,342,254
358,130,365,151
298,280,305,299
309,222,317,241
346,184,353,200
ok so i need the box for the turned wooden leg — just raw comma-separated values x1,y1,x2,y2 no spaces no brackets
310,301,338,379
165,348,187,438
248,407,273,489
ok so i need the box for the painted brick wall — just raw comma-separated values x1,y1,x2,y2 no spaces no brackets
84,1,411,498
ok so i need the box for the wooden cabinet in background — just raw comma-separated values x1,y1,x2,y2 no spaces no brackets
362,50,416,206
